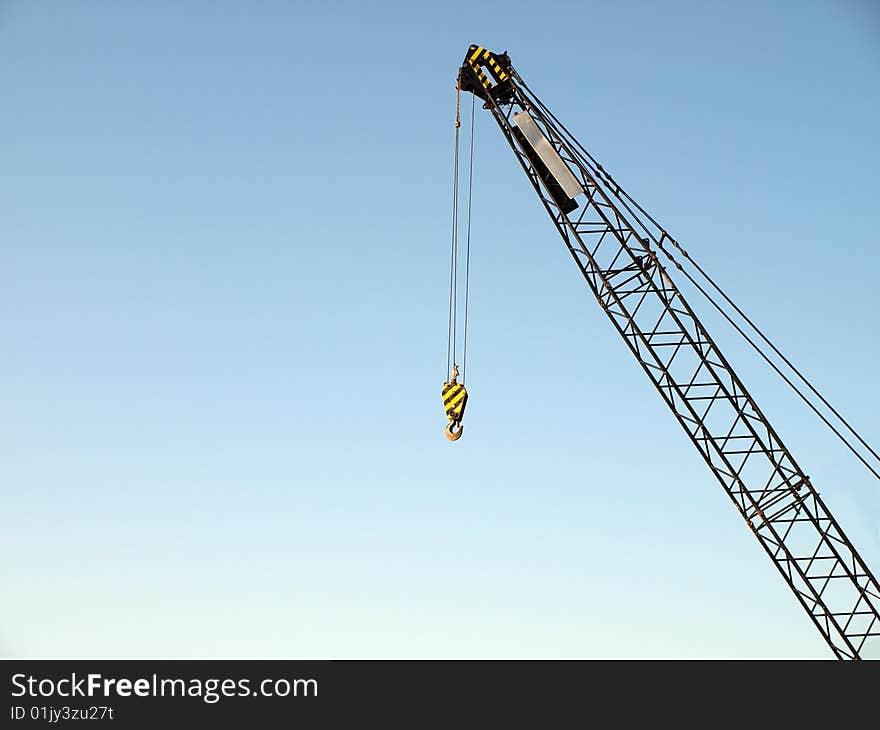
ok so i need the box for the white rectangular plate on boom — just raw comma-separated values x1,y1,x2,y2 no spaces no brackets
513,110,584,200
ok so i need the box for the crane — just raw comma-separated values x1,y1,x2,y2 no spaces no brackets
445,44,880,659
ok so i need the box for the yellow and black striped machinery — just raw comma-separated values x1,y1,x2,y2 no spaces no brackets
442,365,468,441
458,45,512,101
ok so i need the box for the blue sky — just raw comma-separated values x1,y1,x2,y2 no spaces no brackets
1,0,879,658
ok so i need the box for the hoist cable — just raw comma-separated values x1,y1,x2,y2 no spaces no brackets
462,92,475,384
447,84,461,381
515,73,880,480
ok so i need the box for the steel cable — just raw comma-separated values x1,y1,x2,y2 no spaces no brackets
462,93,475,383
447,85,461,381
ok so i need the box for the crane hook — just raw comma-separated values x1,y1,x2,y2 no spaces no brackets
442,364,468,442
445,420,464,441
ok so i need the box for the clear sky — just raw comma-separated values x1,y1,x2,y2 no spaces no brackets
2,0,879,658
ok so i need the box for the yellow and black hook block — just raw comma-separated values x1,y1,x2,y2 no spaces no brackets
442,366,468,441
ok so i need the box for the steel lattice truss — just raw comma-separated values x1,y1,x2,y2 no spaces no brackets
474,70,880,659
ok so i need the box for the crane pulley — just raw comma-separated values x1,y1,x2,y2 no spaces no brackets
450,43,880,659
